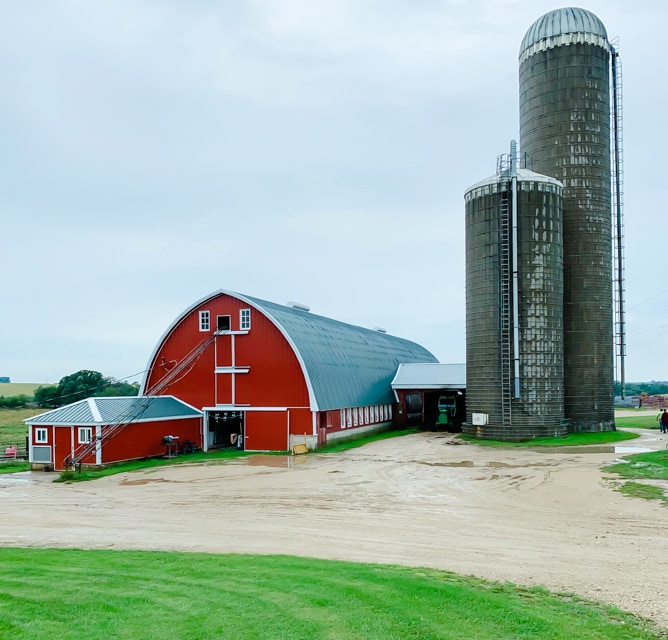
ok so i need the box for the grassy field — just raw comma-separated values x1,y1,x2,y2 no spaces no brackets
0,382,52,397
0,408,35,449
0,549,661,640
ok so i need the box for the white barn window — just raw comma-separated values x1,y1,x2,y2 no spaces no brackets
199,310,210,332
240,308,251,330
353,408,358,426
340,409,345,429
78,427,92,444
35,428,48,443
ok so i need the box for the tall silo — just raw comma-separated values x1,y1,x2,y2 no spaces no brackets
464,145,565,440
519,7,615,431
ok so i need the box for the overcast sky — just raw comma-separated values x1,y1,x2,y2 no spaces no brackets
1,0,665,385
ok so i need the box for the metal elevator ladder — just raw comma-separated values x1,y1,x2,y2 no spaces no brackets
611,40,626,397
498,186,512,424
68,334,218,469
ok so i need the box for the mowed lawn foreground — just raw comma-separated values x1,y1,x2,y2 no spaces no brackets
0,549,661,640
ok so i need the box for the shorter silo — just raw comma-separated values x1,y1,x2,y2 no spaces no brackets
464,149,565,440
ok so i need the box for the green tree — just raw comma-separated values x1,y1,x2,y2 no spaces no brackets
56,370,106,405
94,379,140,397
34,385,60,408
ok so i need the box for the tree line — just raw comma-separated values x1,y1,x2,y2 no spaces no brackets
0,370,139,409
615,381,668,396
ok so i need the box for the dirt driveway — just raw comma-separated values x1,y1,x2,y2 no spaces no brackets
2,429,667,630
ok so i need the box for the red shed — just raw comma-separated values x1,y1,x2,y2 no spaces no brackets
25,396,202,471
140,290,438,451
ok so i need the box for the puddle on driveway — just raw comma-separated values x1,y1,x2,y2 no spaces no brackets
533,445,654,454
238,455,309,469
120,478,170,486
416,460,530,469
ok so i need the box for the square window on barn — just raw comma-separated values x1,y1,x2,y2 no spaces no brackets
217,315,231,332
199,310,210,332
35,428,48,443
240,309,251,331
78,427,92,444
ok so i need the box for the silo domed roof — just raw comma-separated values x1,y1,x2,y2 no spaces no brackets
520,7,608,56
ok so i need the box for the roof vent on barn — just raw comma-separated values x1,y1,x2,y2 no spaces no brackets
286,301,310,312
373,327,388,333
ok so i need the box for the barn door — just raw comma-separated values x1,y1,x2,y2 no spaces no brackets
244,411,289,451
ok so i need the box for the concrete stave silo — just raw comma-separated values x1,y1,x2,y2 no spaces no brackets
519,7,615,431
464,150,565,440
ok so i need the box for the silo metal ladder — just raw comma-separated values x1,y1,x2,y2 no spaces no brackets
498,187,513,424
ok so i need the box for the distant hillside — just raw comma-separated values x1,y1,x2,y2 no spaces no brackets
0,382,54,398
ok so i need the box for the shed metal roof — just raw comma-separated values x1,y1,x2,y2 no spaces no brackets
391,363,466,390
25,396,202,425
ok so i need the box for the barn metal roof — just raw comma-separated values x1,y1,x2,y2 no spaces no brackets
520,7,608,56
391,363,466,390
242,294,439,411
142,290,439,412
24,396,202,425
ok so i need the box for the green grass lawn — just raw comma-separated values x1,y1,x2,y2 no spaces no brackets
603,450,668,505
615,415,661,430
459,430,638,448
0,549,661,640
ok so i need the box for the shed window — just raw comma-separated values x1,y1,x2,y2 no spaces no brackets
35,428,48,443
199,311,210,332
240,309,251,331
32,446,51,463
78,427,92,444
217,315,231,332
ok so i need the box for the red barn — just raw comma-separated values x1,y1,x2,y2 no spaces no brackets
26,396,202,471
139,290,439,451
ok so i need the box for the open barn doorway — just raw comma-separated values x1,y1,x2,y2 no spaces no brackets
207,410,245,450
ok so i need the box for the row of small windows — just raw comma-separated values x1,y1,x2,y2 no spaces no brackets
340,404,392,429
34,427,92,444
200,309,251,332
